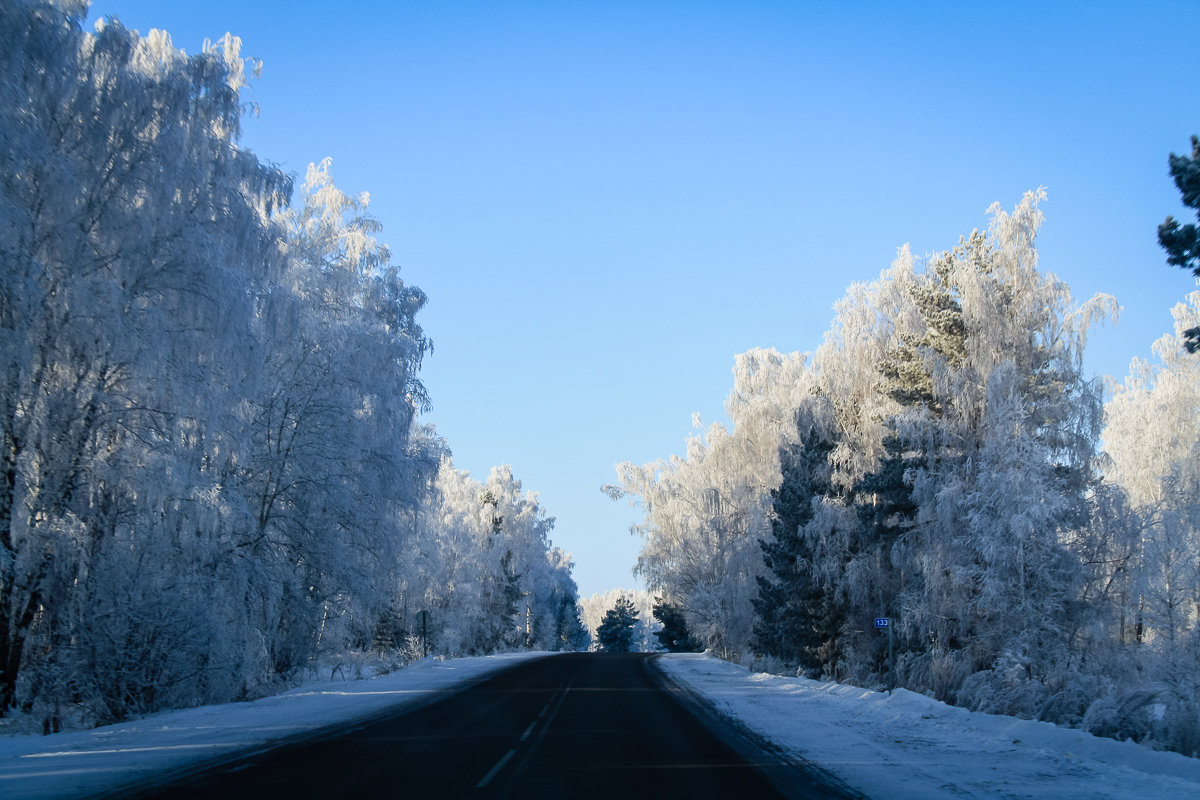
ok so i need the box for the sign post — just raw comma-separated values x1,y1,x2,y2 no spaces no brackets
416,609,432,658
874,617,894,693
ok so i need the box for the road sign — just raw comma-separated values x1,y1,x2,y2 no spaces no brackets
416,609,432,657
875,617,895,692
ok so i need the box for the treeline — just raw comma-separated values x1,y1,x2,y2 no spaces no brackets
578,588,660,652
608,192,1200,756
1,0,581,731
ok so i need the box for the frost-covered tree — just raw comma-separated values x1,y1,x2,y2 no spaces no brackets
752,417,840,673
652,599,703,653
0,3,291,718
578,588,659,652
615,192,1125,709
406,459,583,656
1104,295,1200,653
792,193,1115,697
596,596,640,653
908,195,1113,705
1091,295,1200,755
0,2,578,729
605,349,812,658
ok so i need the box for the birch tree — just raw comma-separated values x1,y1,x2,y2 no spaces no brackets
1104,295,1200,658
0,4,289,716
606,349,812,657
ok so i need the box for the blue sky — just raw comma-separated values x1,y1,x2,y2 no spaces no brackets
87,1,1200,597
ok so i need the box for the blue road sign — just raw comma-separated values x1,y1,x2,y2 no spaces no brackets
874,617,890,628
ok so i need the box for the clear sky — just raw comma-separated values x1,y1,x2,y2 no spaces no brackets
86,0,1200,598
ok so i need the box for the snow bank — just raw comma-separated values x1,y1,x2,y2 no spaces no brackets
0,652,548,799
7,650,1197,799
658,653,1200,800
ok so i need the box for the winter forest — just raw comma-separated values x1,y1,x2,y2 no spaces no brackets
1,0,585,732
607,184,1200,754
5,0,1200,766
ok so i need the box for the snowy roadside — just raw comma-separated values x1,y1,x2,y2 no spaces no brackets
658,652,1200,800
7,650,1197,800
0,652,550,799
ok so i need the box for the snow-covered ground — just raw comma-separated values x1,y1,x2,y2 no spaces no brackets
0,652,548,799
3,651,1199,799
658,653,1200,799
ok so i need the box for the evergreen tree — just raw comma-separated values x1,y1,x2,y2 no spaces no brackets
553,594,589,652
596,596,639,652
862,238,968,553
606,348,814,658
838,235,971,678
1157,135,1200,351
652,599,702,653
878,240,970,413
752,423,839,671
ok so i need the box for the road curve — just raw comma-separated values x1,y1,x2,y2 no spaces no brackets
122,652,855,800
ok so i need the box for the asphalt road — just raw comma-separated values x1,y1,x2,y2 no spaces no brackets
125,652,856,800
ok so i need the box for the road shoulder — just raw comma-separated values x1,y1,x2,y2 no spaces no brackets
656,652,1200,800
647,654,864,800
0,652,552,800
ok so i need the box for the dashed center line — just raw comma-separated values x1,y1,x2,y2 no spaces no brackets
476,676,576,791
474,749,517,789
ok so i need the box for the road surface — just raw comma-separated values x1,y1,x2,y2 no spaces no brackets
124,652,855,799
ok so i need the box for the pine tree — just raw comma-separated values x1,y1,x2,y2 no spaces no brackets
878,241,971,413
1158,135,1200,351
652,600,702,652
553,594,589,652
752,423,839,671
596,595,639,652
843,238,970,677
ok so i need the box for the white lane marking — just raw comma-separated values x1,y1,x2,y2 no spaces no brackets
483,675,575,791
517,676,576,761
475,749,517,789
